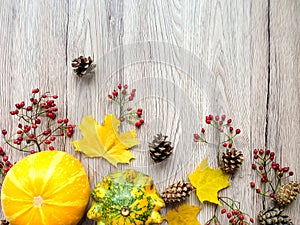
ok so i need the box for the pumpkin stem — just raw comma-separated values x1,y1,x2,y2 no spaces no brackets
121,207,130,217
33,195,44,207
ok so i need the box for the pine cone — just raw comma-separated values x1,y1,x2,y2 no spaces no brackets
221,148,244,174
274,181,300,207
149,133,173,162
258,207,293,225
71,56,96,77
1,220,9,225
161,181,194,204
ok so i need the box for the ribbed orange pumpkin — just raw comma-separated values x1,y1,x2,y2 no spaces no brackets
1,151,90,225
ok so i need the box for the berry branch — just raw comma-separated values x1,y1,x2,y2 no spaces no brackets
0,88,75,176
108,84,144,128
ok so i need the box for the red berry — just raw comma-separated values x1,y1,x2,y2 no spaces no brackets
205,119,211,124
209,114,213,120
112,90,118,97
52,95,58,99
35,118,41,124
221,114,226,120
259,149,264,155
235,129,241,134
254,154,259,159
3,167,9,173
117,84,122,89
45,140,51,145
250,218,254,223
135,121,141,128
256,188,261,193
201,128,205,133
50,136,56,141
227,213,232,218
32,88,39,93
227,119,232,124
30,150,35,154
289,171,294,176
223,143,228,147
32,124,37,129
17,130,22,134
253,149,258,154
250,182,255,188
108,94,113,99
215,115,220,121
42,93,47,98
194,134,200,139
15,103,21,109
221,208,226,214
120,117,125,122
66,132,73,137
269,193,274,198
57,119,63,123
219,128,224,132
265,150,270,155
283,167,289,172
228,143,232,148
137,108,143,112
63,118,69,123
20,101,25,107
49,146,55,150
2,130,7,135
229,126,234,132
60,132,64,136
252,164,257,169
3,156,8,161
239,215,245,220
259,165,263,170
128,96,133,101
219,121,223,125
136,111,142,117
139,119,144,124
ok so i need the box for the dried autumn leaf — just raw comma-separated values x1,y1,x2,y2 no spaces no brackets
164,204,202,225
188,157,230,205
71,114,139,167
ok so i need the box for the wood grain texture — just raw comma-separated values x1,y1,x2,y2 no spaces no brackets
0,0,299,224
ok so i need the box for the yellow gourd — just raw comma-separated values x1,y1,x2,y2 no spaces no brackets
1,151,90,225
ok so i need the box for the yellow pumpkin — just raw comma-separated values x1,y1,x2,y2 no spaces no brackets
1,151,90,225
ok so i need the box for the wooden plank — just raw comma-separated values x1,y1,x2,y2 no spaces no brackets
268,0,300,218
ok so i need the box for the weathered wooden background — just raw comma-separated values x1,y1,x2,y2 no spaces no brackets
0,0,299,224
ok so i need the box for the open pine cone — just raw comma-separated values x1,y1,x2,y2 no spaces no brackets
258,207,293,225
221,148,244,174
71,56,96,77
274,181,300,207
149,133,173,162
161,181,194,204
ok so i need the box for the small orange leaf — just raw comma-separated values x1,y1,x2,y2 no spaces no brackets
71,114,139,167
164,204,202,225
188,157,230,205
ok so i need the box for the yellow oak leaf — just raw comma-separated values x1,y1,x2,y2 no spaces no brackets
164,204,202,225
188,157,230,205
71,114,139,167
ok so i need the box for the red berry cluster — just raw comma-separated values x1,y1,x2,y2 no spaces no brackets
250,149,294,198
1,88,75,174
194,114,240,146
0,147,13,175
219,197,254,225
108,84,144,128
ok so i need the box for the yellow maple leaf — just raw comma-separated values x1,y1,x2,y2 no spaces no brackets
188,157,230,205
71,114,139,167
164,204,202,225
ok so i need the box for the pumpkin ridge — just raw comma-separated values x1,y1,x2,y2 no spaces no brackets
3,170,33,197
38,151,66,194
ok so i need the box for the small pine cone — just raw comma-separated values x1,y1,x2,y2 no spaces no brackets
221,148,244,174
71,56,96,77
149,133,173,162
1,220,9,225
161,181,194,204
258,207,293,225
274,181,300,207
